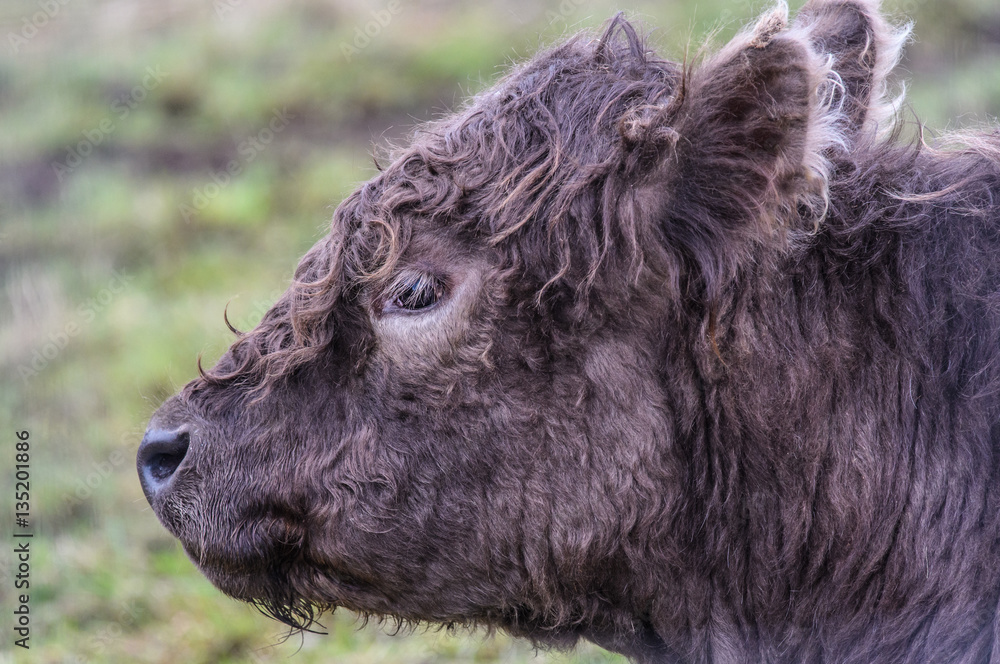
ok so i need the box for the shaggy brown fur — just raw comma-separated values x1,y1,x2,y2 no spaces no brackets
139,1,1000,661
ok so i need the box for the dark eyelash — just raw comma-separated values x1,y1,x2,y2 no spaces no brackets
382,274,444,313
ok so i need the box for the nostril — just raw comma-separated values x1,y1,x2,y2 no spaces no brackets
147,447,187,482
138,429,191,500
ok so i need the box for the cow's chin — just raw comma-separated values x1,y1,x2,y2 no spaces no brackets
177,517,324,631
194,559,322,630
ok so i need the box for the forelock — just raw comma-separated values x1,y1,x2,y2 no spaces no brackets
363,15,683,293
187,14,682,393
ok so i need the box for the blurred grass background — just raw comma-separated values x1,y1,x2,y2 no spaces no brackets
2,0,1000,662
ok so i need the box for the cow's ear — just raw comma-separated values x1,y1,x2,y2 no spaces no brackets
656,4,837,291
794,0,909,133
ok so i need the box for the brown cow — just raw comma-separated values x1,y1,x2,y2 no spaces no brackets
139,1,1000,661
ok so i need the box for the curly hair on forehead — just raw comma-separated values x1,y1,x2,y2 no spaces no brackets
189,14,687,394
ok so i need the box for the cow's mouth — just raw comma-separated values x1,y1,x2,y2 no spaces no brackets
183,507,306,567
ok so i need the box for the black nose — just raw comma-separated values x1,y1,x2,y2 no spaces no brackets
137,428,190,502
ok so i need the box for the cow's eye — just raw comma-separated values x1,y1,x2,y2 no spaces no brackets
383,273,444,313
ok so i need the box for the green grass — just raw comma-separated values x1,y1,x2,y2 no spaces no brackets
3,0,1000,661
